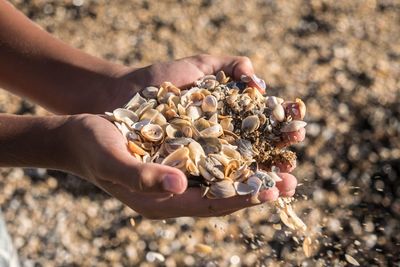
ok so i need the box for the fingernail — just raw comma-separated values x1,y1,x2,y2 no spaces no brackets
163,174,184,193
252,74,266,90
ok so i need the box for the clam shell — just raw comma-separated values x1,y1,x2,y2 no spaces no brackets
132,119,151,131
266,96,284,109
128,141,148,156
272,104,285,122
201,95,218,113
188,141,205,165
220,118,234,131
186,106,203,121
197,137,221,155
267,172,282,182
113,108,139,125
161,147,189,170
280,120,307,132
216,70,229,83
193,118,210,132
125,94,146,110
200,124,223,138
254,171,276,188
186,158,200,176
221,144,241,160
142,86,159,99
207,180,236,199
140,124,164,142
241,115,260,133
247,176,263,195
234,182,254,195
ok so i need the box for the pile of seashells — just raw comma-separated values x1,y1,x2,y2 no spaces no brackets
105,71,306,204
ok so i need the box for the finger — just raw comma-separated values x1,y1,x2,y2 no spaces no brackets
108,157,188,194
203,187,280,217
282,189,296,197
276,127,306,148
275,173,298,194
186,54,266,92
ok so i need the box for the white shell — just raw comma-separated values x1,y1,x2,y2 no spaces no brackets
247,176,263,195
272,104,285,122
267,172,282,182
113,108,138,125
186,106,203,121
234,182,254,195
280,120,307,132
140,124,164,142
200,124,223,138
241,115,260,133
201,95,218,113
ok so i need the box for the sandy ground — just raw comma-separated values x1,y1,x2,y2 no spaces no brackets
0,0,399,266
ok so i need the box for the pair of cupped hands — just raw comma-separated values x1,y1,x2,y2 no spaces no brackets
69,54,305,219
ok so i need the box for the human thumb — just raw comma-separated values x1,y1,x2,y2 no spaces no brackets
122,161,188,194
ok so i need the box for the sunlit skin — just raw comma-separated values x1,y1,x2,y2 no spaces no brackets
0,0,305,219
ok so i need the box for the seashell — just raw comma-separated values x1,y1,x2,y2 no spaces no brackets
198,164,215,181
136,100,157,118
247,176,263,195
197,137,221,155
113,108,139,125
186,158,200,176
126,131,139,142
224,159,240,178
216,70,229,84
209,154,230,167
193,118,210,132
177,104,186,116
241,115,260,133
266,96,284,109
181,125,193,138
280,120,307,132
201,79,218,90
200,124,223,138
190,91,205,106
132,119,151,131
188,141,205,165
220,118,234,131
125,94,147,111
201,95,218,113
201,157,224,180
207,180,236,199
267,172,282,182
140,124,164,142
221,144,241,160
272,104,285,122
234,182,254,195
166,124,187,138
164,137,192,154
243,87,263,101
140,108,158,121
234,139,254,160
254,171,276,188
164,108,178,120
161,147,189,170
160,82,181,95
186,106,203,121
142,86,159,99
208,113,218,125
294,98,306,120
128,141,148,156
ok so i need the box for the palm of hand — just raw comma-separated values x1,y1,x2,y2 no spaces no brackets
73,55,302,219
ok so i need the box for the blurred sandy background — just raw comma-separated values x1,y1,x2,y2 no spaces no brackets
0,0,399,266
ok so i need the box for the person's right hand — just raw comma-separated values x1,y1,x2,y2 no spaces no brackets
63,114,298,219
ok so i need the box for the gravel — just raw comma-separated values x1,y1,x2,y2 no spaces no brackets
1,0,399,266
